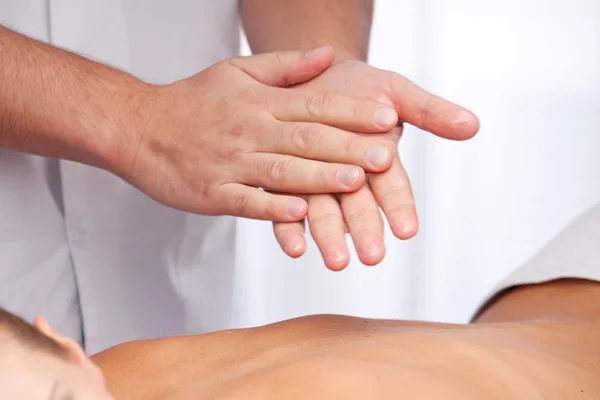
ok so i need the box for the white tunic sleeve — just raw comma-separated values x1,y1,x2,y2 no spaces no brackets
473,202,600,319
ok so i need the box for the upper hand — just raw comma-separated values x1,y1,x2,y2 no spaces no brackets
273,60,480,269
114,47,399,222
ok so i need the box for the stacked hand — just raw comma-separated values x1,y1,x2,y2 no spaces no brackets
121,46,399,222
273,60,480,269
121,46,478,269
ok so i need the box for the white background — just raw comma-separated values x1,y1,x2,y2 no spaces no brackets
234,0,600,326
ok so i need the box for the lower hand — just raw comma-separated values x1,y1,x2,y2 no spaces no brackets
273,60,480,269
114,47,400,222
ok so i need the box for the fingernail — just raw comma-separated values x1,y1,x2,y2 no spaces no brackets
374,107,397,127
337,166,361,188
396,218,417,238
401,219,417,236
367,245,385,263
328,250,349,271
305,46,328,57
334,251,348,264
287,201,306,219
285,237,305,257
455,109,476,124
365,144,390,169
291,239,304,254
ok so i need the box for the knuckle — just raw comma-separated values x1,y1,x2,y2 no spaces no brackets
215,147,242,164
313,164,328,186
274,51,285,67
316,231,346,244
224,115,267,151
273,53,289,86
420,94,436,128
274,224,301,241
268,156,293,182
341,135,354,155
381,184,411,204
218,58,236,71
387,201,416,215
238,88,268,107
309,210,340,226
231,190,252,215
350,99,362,120
306,93,332,118
343,206,380,225
290,124,317,151
227,121,245,137
263,196,277,219
190,177,212,201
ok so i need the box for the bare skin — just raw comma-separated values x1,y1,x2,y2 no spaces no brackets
91,279,600,399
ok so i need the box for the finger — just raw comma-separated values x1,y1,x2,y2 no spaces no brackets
264,122,392,173
307,194,350,271
242,154,365,194
273,218,307,258
215,183,308,222
368,148,418,240
271,90,398,132
229,45,335,87
388,73,480,141
338,184,385,266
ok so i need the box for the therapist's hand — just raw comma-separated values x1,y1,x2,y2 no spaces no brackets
119,47,399,222
273,61,480,269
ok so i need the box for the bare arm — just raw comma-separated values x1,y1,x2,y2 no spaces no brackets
240,0,373,61
0,25,149,174
1,24,403,221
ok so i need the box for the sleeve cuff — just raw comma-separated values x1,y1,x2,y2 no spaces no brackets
470,202,600,321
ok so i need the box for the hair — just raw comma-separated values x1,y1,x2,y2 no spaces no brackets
0,307,68,359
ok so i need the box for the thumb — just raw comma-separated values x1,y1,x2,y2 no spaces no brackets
229,45,335,87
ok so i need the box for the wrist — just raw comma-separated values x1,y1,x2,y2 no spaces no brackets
91,78,160,177
331,47,366,63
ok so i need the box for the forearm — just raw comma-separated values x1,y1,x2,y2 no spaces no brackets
0,25,151,173
240,0,373,62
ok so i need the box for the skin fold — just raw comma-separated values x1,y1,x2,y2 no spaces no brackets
91,279,600,399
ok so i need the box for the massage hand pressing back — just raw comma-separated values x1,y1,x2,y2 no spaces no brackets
0,24,478,267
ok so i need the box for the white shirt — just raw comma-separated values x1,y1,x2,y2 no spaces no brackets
0,0,240,354
474,201,600,318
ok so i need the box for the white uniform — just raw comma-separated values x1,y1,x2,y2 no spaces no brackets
475,202,600,318
0,0,240,354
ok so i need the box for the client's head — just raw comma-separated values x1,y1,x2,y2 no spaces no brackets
0,308,114,400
